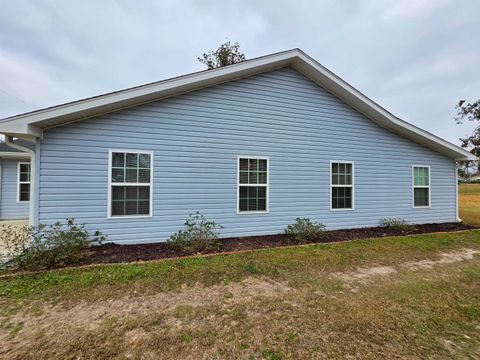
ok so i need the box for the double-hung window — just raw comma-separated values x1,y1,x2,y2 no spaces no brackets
109,150,153,217
331,161,354,210
238,157,268,213
17,162,31,202
413,165,430,208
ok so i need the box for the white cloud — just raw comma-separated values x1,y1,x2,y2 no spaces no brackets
0,49,56,115
388,51,480,89
383,0,455,20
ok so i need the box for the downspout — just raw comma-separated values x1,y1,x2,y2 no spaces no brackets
0,160,2,219
455,162,461,222
4,136,36,226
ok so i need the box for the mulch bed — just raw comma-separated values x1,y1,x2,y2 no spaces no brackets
76,222,477,266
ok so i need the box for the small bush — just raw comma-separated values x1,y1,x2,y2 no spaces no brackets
1,218,105,271
168,212,223,255
379,218,416,231
285,218,326,243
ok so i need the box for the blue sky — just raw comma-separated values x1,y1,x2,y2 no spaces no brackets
0,0,478,145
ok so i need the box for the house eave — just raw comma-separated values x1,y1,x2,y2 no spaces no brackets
289,54,476,162
0,152,31,160
0,50,295,132
0,48,474,161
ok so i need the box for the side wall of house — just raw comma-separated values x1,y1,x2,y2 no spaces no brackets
0,158,30,220
38,67,458,244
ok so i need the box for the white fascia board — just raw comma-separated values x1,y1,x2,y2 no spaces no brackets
0,152,30,160
291,52,476,161
0,122,42,138
0,50,296,131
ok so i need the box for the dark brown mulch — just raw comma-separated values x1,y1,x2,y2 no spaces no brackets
76,222,477,267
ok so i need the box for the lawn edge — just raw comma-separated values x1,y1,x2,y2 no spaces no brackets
1,229,478,280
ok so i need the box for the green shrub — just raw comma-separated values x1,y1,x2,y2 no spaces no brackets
168,212,223,255
1,218,105,271
285,218,326,243
379,218,416,231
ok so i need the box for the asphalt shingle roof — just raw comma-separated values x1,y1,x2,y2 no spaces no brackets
0,139,35,152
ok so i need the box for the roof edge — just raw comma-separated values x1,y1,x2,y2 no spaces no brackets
0,48,475,161
0,151,31,159
0,49,300,123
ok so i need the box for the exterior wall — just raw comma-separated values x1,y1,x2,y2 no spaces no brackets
0,158,30,220
38,67,458,244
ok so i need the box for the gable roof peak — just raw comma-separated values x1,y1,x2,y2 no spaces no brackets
0,48,475,161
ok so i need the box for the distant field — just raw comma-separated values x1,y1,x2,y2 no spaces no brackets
459,183,480,226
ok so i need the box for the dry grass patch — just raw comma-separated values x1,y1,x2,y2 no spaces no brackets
459,183,480,226
4,256,479,359
1,231,480,359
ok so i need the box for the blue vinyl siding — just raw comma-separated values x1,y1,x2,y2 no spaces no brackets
0,159,29,220
38,67,457,244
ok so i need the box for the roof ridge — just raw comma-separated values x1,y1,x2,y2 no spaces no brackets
0,48,475,161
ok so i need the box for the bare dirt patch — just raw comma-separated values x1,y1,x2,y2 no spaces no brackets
333,266,396,283
402,248,480,270
0,277,291,355
333,248,480,284
125,328,150,346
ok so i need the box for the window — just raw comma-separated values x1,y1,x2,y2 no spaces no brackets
108,150,153,217
238,157,268,213
17,162,31,202
331,161,354,210
413,165,430,208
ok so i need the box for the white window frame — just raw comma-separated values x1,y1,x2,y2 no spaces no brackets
330,160,355,211
412,164,431,209
237,155,269,214
17,162,31,203
107,149,154,219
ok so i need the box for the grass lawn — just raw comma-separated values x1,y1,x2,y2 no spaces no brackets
459,183,480,226
1,230,480,359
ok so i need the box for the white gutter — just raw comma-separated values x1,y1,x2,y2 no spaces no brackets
0,152,30,160
0,48,473,161
4,136,35,226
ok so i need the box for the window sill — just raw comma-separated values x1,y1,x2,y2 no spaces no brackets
237,211,269,215
330,208,354,212
107,214,153,219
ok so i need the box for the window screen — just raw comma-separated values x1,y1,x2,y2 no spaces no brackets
110,151,152,217
413,166,430,207
18,163,31,202
331,162,353,210
238,158,268,212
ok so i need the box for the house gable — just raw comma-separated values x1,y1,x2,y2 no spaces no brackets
37,67,458,243
0,49,474,161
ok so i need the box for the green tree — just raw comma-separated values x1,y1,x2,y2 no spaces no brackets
455,99,480,177
198,41,246,69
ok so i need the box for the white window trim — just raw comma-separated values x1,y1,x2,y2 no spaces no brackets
330,160,355,211
17,162,31,203
237,155,269,214
107,149,154,219
412,164,431,209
